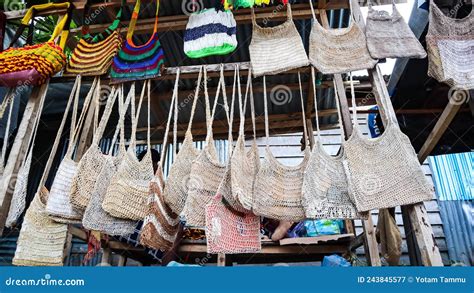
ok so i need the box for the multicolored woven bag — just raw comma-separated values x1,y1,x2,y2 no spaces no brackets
110,0,165,82
184,8,237,59
0,3,72,87
65,0,125,76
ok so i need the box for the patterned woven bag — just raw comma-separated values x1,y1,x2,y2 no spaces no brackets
102,81,155,220
184,8,237,58
230,68,260,212
0,3,72,87
70,82,120,210
302,68,361,220
342,73,435,212
82,85,138,236
182,66,235,227
110,0,165,82
5,79,47,227
161,67,203,214
365,0,426,59
253,73,309,221
249,3,309,77
13,188,68,266
140,70,181,251
206,67,261,254
308,0,377,74
426,0,474,89
65,0,125,76
46,76,98,223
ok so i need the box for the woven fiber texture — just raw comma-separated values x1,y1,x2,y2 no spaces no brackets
182,66,234,227
342,74,435,212
140,70,181,251
302,68,361,220
13,188,68,266
46,76,98,223
5,92,34,228
253,74,308,221
102,81,155,220
70,82,119,210
249,4,309,77
205,66,261,254
366,0,426,59
82,86,137,236
161,67,203,214
426,0,474,89
184,8,237,58
228,68,260,212
308,0,377,74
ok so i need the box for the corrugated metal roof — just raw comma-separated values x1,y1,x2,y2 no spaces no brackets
429,152,473,201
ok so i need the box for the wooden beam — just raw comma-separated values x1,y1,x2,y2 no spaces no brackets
0,83,47,234
350,0,443,266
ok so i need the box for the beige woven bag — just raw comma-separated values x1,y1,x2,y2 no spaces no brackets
69,81,120,211
302,67,360,220
253,73,309,221
226,68,260,212
102,81,155,220
308,0,377,74
365,0,426,59
13,188,68,266
161,67,203,214
342,73,435,212
13,77,76,266
140,70,181,251
46,76,98,223
5,79,47,228
249,3,309,77
182,66,235,227
426,0,474,89
82,85,138,236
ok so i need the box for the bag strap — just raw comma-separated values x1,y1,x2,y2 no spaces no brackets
349,72,359,130
91,85,119,147
297,72,309,148
185,66,204,136
36,76,79,192
237,67,257,143
0,93,15,169
82,0,126,42
127,0,160,41
65,76,98,159
252,3,292,26
159,69,180,170
129,81,149,152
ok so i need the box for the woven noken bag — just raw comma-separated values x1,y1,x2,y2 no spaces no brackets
224,67,260,212
365,0,426,59
302,67,361,220
161,67,203,214
13,75,77,266
140,70,181,251
70,80,120,211
5,78,47,228
182,66,234,227
342,73,435,212
308,0,377,74
253,73,309,221
102,80,155,220
206,66,261,254
82,85,138,236
426,0,474,89
249,3,309,77
46,76,98,223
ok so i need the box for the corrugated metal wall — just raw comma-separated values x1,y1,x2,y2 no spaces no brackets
429,152,473,266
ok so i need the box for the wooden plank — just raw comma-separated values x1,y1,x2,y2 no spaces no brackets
0,83,47,234
279,233,354,245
